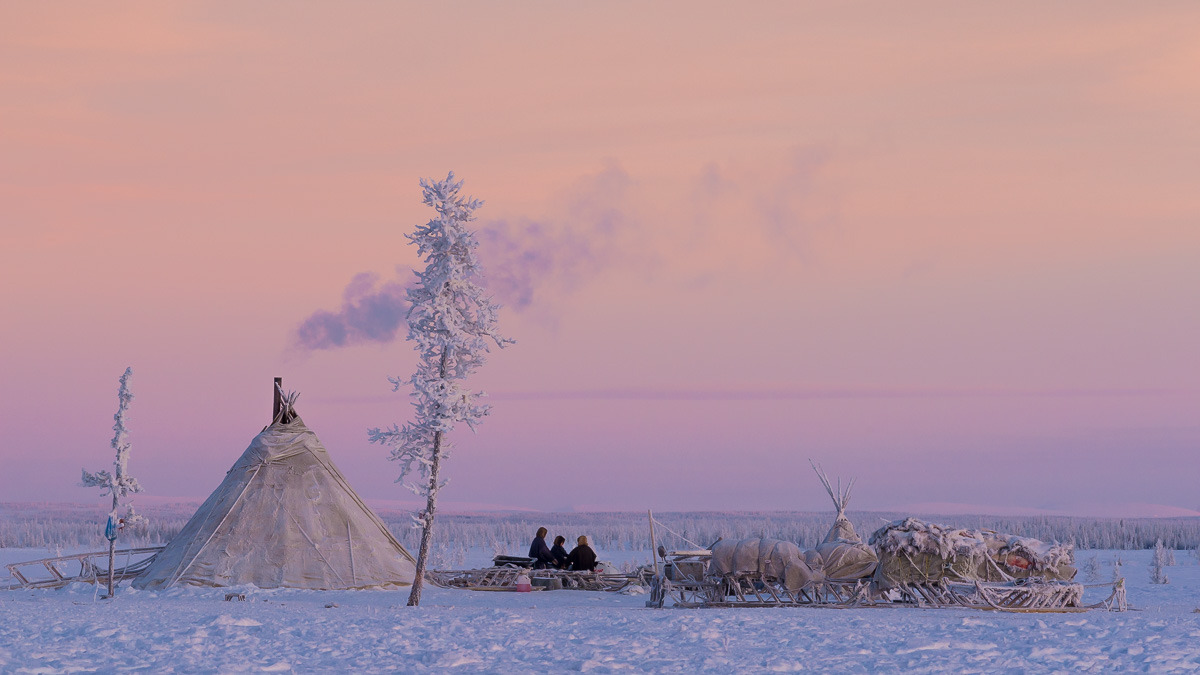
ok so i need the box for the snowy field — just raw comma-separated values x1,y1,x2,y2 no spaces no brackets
3,548,1200,673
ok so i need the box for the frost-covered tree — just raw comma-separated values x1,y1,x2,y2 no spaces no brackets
368,173,513,606
1084,555,1101,582
81,367,143,597
1150,539,1170,585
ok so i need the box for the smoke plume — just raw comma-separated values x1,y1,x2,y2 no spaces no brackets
294,272,410,350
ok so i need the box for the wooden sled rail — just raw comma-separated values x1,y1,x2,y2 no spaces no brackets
4,547,163,590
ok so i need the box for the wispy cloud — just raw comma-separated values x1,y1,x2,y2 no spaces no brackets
754,146,834,253
685,145,835,261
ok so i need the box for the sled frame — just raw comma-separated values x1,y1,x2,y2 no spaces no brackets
4,547,163,590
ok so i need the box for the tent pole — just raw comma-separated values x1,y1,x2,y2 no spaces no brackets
648,510,660,577
273,377,282,422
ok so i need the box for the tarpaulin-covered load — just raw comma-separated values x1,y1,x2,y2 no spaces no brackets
869,518,1076,590
134,399,416,590
710,538,821,591
810,464,878,581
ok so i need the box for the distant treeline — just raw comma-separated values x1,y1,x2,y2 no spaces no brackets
2,503,1198,553
375,511,1200,555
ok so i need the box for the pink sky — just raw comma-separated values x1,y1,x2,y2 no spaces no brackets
1,3,1198,514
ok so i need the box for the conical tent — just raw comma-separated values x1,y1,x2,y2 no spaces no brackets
810,462,878,580
811,462,862,545
135,401,415,590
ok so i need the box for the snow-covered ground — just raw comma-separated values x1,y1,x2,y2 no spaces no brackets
2,547,1199,672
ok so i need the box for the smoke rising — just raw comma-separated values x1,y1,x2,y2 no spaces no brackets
292,151,833,351
294,272,410,350
476,163,637,310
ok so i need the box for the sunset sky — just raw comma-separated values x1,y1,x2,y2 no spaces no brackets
2,3,1198,515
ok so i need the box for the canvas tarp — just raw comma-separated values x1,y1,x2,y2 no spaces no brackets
709,538,821,591
813,511,878,581
814,540,878,581
134,417,416,590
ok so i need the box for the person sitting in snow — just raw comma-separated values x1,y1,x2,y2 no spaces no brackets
528,527,557,569
567,535,598,572
551,535,570,569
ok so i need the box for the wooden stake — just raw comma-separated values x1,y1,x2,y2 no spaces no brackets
648,510,660,578
273,377,282,423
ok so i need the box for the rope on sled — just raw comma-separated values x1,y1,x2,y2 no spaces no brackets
651,517,706,551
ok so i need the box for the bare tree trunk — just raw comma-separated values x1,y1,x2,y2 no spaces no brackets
407,347,449,607
406,430,442,606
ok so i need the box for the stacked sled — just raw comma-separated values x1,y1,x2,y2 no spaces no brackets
648,467,1126,613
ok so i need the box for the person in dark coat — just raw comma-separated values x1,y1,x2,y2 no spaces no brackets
567,535,598,572
550,535,569,569
528,527,556,569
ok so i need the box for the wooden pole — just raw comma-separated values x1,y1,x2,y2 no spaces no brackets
648,509,660,577
106,491,117,598
273,377,282,423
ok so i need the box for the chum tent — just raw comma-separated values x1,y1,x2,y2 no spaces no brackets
810,462,878,581
134,382,416,590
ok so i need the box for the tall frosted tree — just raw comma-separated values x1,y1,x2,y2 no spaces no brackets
81,367,144,598
369,172,513,606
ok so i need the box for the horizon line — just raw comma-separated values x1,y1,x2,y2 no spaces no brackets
311,386,1193,404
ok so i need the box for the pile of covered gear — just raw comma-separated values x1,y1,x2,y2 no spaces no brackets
870,517,1077,589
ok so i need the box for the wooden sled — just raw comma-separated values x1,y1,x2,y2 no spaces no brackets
3,547,163,590
645,549,1126,612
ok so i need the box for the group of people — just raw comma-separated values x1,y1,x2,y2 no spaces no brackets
527,527,598,571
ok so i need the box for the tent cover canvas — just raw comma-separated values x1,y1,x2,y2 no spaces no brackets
134,417,416,590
